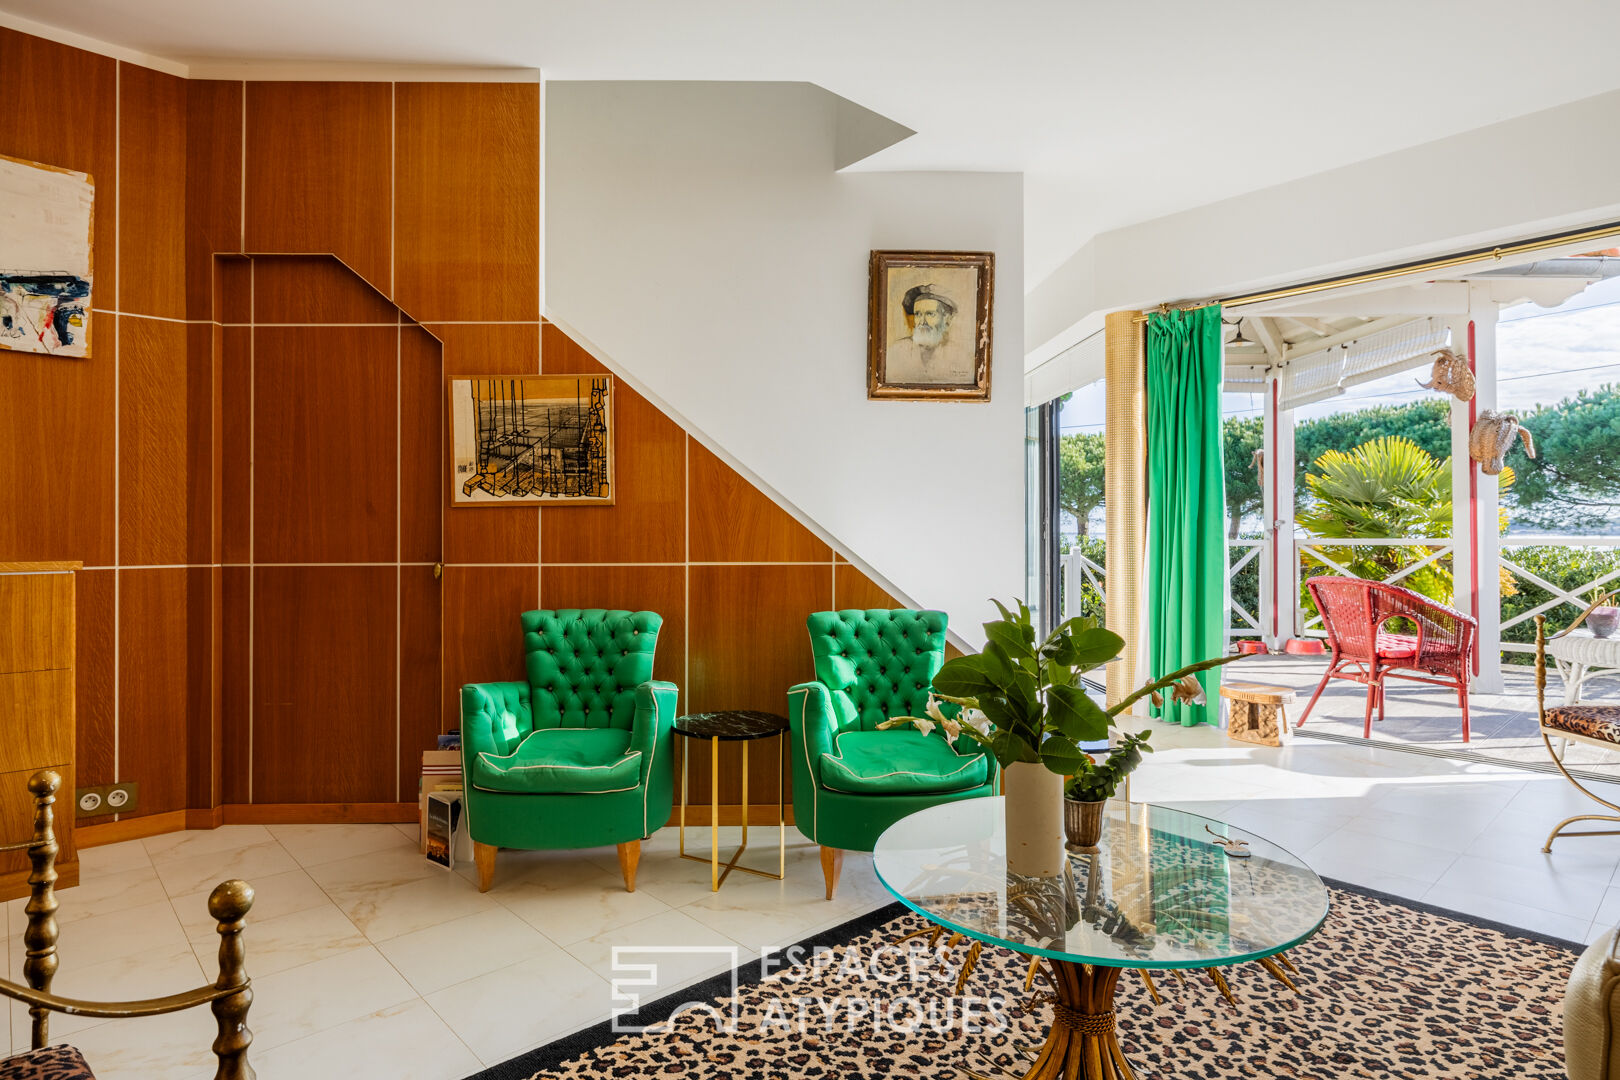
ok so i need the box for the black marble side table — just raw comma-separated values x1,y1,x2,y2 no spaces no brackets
673,710,788,891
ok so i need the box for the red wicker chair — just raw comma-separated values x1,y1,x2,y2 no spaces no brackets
1296,575,1478,741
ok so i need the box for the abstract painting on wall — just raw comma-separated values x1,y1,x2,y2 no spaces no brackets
449,374,615,506
0,152,95,359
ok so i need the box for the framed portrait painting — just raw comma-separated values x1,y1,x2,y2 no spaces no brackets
867,250,993,401
448,373,614,507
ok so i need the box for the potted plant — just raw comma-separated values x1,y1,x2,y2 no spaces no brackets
884,600,1240,877
1062,729,1152,851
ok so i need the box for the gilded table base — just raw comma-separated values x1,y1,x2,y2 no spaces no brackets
1021,960,1135,1080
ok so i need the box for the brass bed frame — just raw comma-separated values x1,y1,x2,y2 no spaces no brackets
0,770,254,1079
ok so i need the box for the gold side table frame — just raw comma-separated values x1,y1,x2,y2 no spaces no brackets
676,715,787,891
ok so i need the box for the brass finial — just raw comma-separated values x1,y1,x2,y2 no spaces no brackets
208,880,256,922
27,770,60,798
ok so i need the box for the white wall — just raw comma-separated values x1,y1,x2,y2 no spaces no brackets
546,81,1025,645
1027,88,1620,372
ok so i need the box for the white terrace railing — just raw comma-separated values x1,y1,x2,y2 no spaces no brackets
1295,537,1454,637
1059,548,1106,621
1061,539,1269,641
1500,535,1620,655
1227,538,1264,641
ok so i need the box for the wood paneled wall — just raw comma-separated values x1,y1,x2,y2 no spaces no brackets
0,29,193,829
0,28,913,830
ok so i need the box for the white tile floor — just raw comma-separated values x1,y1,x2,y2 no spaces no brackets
7,728,1619,1079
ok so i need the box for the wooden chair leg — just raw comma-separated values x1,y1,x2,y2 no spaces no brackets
1460,681,1471,743
617,840,641,893
819,845,844,900
1362,681,1377,739
474,842,497,893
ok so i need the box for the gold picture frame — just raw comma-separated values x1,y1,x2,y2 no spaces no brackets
867,250,993,401
447,373,615,507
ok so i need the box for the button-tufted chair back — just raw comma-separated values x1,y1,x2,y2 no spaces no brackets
805,609,948,733
522,609,662,733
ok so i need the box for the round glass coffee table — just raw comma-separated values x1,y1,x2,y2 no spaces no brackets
873,797,1329,1080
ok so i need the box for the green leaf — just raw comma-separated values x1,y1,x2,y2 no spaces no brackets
1042,616,1095,649
931,656,1000,698
978,694,1037,741
1046,684,1110,743
1040,635,1078,668
1038,737,1090,777
989,729,1038,766
977,640,1025,694
984,620,1036,663
991,598,1015,623
1069,627,1126,667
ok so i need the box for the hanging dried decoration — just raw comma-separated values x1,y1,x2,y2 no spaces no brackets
1416,348,1476,401
1469,410,1536,476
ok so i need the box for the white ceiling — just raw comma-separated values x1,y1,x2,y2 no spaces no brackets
14,0,1620,290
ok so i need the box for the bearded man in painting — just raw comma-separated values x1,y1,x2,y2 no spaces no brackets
886,283,973,385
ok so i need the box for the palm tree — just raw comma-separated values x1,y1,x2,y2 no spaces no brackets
1297,435,1513,606
1298,436,1455,602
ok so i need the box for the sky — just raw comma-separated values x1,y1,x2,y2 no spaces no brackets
1056,272,1620,542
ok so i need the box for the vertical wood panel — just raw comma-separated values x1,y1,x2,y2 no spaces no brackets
441,566,536,729
398,565,442,799
186,81,244,320
539,565,685,688
688,439,831,563
74,570,116,818
119,63,187,320
253,325,398,563
253,566,396,803
399,325,443,564
186,566,218,809
119,568,191,817
220,566,250,803
244,82,392,295
0,28,118,314
219,327,251,564
540,324,685,564
217,257,252,325
394,83,540,322
119,318,190,566
188,323,216,565
0,316,117,566
687,565,827,803
429,323,539,565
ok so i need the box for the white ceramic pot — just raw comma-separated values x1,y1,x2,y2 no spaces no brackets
1003,762,1066,879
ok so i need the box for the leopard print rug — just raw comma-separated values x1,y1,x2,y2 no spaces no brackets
489,884,1578,1080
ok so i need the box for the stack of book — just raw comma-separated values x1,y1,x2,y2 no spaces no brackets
418,748,464,853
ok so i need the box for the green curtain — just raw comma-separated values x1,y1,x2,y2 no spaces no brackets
1146,306,1227,726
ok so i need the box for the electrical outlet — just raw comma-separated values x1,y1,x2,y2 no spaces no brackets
76,782,140,817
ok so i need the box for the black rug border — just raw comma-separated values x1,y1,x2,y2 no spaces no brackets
463,875,1585,1080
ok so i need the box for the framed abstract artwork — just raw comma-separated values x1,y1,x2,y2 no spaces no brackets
0,152,96,359
867,249,993,401
448,374,615,507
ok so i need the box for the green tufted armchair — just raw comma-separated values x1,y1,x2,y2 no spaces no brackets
790,609,995,899
460,609,678,893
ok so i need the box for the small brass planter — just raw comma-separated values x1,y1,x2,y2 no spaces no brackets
1064,797,1105,852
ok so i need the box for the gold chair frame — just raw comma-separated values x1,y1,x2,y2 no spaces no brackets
0,771,255,1079
1536,614,1620,853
